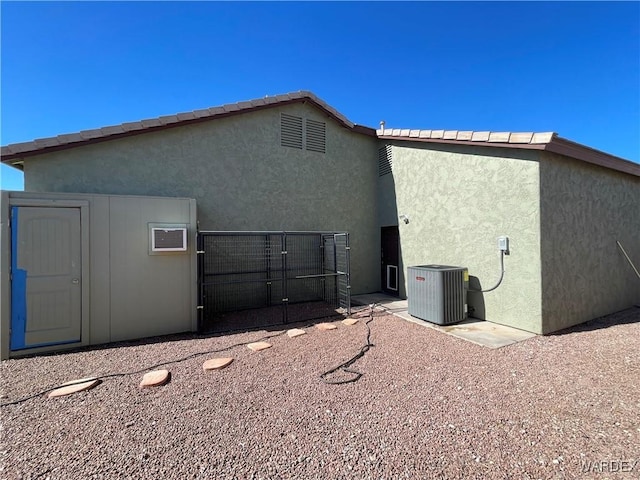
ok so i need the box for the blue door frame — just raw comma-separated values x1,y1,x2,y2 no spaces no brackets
9,207,28,350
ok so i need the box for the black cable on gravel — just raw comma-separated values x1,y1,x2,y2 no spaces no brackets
1,306,377,407
0,329,289,407
320,304,380,385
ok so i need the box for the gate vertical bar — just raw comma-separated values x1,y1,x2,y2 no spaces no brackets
196,232,204,332
265,234,272,306
333,233,351,314
345,233,351,315
281,232,288,324
331,234,340,306
319,234,326,305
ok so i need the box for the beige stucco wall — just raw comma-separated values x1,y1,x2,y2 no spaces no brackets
539,152,640,333
381,142,544,333
22,103,380,294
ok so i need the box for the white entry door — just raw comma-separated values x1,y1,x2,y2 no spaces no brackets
11,206,82,350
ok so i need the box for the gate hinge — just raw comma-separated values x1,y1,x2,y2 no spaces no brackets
196,305,204,310
281,251,287,255
345,247,351,250
282,298,289,302
196,250,205,255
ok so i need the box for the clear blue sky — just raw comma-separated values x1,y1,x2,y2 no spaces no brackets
1,1,639,190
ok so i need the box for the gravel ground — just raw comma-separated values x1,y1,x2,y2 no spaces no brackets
1,306,639,479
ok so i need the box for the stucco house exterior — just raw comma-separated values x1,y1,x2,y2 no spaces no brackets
1,90,638,358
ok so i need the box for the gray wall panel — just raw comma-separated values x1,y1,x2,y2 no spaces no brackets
108,196,194,341
87,195,111,345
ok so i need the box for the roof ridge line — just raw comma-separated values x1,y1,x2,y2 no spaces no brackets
1,90,374,160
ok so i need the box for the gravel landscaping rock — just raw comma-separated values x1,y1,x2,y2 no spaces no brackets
1,306,639,479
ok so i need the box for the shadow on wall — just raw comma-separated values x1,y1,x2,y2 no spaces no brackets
547,305,640,336
467,275,486,320
378,143,403,296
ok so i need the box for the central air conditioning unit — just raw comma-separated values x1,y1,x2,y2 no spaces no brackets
407,265,468,325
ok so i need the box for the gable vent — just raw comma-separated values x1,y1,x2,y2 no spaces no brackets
305,119,326,153
281,113,303,149
378,145,393,176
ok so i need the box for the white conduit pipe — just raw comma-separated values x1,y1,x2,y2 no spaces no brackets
616,240,640,280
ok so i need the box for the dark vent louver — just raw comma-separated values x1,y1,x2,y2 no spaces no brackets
305,119,326,153
281,113,303,149
378,145,393,176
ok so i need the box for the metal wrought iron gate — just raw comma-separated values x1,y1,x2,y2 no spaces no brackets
197,231,351,332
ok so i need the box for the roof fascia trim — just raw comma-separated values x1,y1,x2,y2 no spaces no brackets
544,137,640,177
1,92,375,162
377,136,548,151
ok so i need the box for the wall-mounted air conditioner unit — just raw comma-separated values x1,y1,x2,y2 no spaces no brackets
408,265,468,325
150,226,188,253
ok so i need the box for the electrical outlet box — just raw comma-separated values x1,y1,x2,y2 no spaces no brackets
498,236,509,253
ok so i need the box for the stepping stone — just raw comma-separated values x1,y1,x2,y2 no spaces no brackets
139,369,170,388
48,377,100,399
202,357,234,371
316,323,337,331
247,341,272,352
342,318,359,326
287,328,306,338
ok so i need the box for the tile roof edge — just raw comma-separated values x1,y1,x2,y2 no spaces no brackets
377,130,638,177
376,129,556,145
1,90,370,161
378,134,548,151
